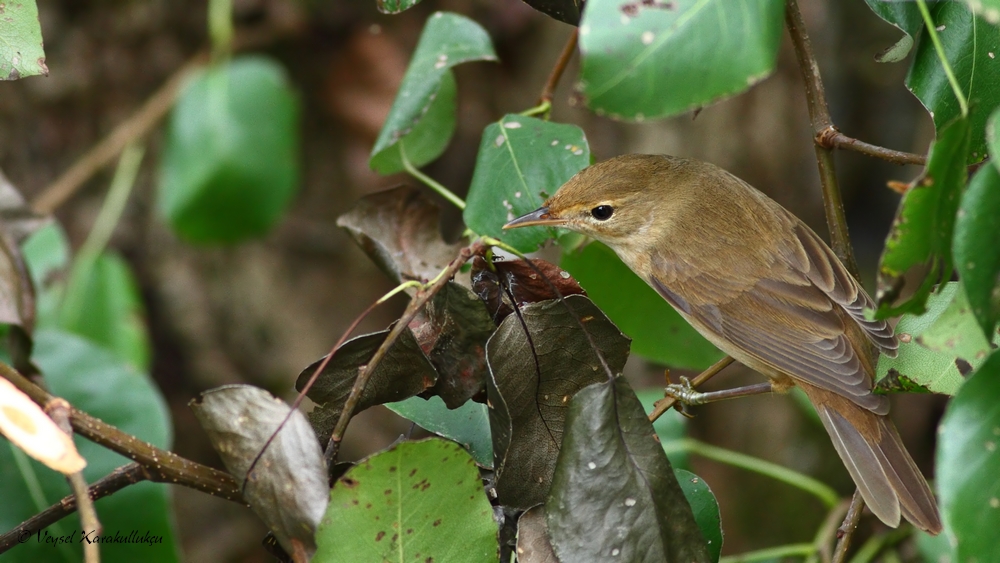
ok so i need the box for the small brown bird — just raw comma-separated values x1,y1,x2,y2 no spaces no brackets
503,154,941,533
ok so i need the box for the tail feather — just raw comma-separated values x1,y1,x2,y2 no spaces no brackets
802,384,942,534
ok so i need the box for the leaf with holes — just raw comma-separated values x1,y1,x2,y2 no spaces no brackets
578,0,784,120
0,0,48,80
370,12,496,174
486,295,630,509
464,115,590,252
877,117,969,318
315,438,499,562
877,283,999,396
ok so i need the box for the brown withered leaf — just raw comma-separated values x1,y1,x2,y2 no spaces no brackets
336,186,461,284
296,327,438,442
409,282,495,408
471,256,586,324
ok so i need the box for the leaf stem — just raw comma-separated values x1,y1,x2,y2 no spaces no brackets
400,142,466,210
662,438,840,508
915,0,968,118
520,100,552,118
719,543,816,563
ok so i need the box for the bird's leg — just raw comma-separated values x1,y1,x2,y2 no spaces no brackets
665,376,774,407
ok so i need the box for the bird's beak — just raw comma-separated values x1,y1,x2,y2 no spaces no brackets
503,206,567,230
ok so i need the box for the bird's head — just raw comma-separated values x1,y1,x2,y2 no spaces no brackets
503,154,695,250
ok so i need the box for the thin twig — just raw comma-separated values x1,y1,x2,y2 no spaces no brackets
0,361,243,503
324,240,487,468
785,0,859,279
810,498,851,563
648,355,734,422
817,130,926,166
833,490,866,563
0,463,150,553
538,29,578,105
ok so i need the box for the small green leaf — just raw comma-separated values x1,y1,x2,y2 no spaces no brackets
675,469,723,563
386,396,493,468
578,0,784,120
20,222,69,329
464,115,590,252
315,438,499,562
877,117,970,318
370,12,496,173
560,242,723,369
877,282,998,396
954,161,1000,339
158,56,300,244
0,0,48,80
937,352,1000,562
0,329,179,563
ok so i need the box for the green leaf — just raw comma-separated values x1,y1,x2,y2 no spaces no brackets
0,329,179,563
877,282,999,396
560,242,723,369
578,0,784,120
936,352,1000,562
369,12,497,174
954,162,1000,339
674,469,723,563
868,1,1000,164
315,438,499,562
546,377,711,563
386,396,493,468
158,55,300,244
877,117,969,318
369,71,458,174
0,0,48,80
636,388,690,470
59,251,151,371
376,0,424,15
962,0,1000,24
464,115,590,252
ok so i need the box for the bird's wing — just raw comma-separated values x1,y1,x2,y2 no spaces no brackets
650,220,895,415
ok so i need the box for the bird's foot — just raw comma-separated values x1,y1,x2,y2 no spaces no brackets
664,376,709,407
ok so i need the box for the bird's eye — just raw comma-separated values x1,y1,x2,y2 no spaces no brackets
590,205,614,221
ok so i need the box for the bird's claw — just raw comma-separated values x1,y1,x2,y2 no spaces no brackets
665,376,708,410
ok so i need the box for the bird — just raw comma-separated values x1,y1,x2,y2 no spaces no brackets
503,153,941,534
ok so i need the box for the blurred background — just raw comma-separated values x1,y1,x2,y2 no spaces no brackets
0,0,946,560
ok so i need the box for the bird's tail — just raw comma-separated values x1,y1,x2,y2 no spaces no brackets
799,383,942,534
